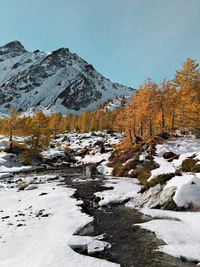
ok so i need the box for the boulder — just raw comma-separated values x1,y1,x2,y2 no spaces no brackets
84,164,100,178
128,184,177,210
163,151,179,161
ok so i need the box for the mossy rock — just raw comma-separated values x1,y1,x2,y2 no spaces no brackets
18,183,29,191
161,199,177,210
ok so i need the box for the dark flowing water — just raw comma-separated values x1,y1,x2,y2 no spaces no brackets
63,176,195,267
23,169,195,267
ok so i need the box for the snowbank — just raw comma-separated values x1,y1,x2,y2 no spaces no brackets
165,174,200,209
136,208,200,262
95,176,140,206
0,176,119,267
149,137,200,180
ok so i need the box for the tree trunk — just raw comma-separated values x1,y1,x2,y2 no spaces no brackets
149,118,153,136
9,127,13,152
140,121,143,137
171,112,175,130
128,129,133,144
161,105,165,131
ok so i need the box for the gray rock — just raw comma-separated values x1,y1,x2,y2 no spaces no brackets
129,184,177,210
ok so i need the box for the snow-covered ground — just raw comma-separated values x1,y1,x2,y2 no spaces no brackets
0,135,27,151
102,96,131,111
43,131,123,175
136,208,200,263
150,137,200,180
0,174,119,267
1,132,200,265
0,151,36,179
0,131,123,178
95,176,140,206
127,136,200,264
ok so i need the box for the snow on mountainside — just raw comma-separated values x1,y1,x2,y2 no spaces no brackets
0,41,134,115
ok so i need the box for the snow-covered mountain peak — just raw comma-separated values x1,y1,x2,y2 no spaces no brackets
0,41,134,115
0,40,27,58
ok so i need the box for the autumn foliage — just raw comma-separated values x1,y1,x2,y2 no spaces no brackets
115,58,200,145
0,58,199,154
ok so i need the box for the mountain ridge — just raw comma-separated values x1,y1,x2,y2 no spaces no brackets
0,41,134,115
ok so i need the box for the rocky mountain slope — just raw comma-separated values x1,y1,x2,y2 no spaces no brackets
0,41,134,115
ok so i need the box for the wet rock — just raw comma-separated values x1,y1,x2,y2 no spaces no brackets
18,213,25,216
68,235,110,255
36,209,45,217
41,213,50,217
39,192,48,196
7,180,15,184
87,239,110,255
17,223,25,227
92,196,101,209
1,216,10,220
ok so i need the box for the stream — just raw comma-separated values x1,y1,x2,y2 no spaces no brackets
60,172,196,267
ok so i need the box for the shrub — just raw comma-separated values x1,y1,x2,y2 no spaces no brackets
112,158,140,177
4,141,26,154
110,144,144,176
140,160,159,172
129,169,150,185
64,145,71,155
191,163,200,173
129,160,159,183
140,173,175,193
181,158,197,172
111,163,122,176
19,148,42,165
109,144,143,166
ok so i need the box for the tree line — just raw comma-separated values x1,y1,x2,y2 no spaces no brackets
0,58,199,152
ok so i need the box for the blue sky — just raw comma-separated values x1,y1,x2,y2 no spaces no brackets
0,0,200,88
